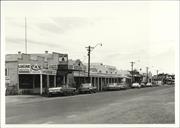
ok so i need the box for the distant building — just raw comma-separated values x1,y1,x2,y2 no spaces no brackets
81,63,132,89
152,73,175,85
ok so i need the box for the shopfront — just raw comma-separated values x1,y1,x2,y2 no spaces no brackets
18,63,56,94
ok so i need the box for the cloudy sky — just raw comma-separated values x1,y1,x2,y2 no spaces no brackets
2,1,179,74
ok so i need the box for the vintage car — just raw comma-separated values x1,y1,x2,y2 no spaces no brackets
131,83,141,88
61,86,77,96
46,85,77,97
146,83,153,87
104,83,121,91
78,83,97,94
118,83,128,90
140,83,146,88
46,87,63,97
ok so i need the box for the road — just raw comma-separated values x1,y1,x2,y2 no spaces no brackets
6,86,175,124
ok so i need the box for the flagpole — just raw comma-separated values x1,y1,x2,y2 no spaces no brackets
25,17,27,54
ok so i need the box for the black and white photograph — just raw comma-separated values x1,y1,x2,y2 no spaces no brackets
1,0,179,128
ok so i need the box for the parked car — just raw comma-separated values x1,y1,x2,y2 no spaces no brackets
152,82,158,87
131,83,141,88
104,83,121,91
61,86,77,96
46,87,63,97
78,83,97,94
117,83,128,90
46,85,77,97
140,83,146,88
146,83,152,87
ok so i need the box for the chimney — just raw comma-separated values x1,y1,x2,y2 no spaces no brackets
45,51,48,54
18,51,22,59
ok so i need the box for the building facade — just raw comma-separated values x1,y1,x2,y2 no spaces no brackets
72,63,132,91
5,52,132,95
5,51,68,95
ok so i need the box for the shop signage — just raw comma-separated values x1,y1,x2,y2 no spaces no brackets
18,64,57,75
43,62,48,69
18,64,42,74
42,69,57,75
59,54,68,65
31,64,41,71
18,68,31,74
48,65,58,70
18,64,31,74
30,64,41,74
18,64,30,68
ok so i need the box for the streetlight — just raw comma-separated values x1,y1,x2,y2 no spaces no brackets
85,43,102,83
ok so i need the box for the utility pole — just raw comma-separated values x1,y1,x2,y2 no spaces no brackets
85,43,102,83
146,67,149,83
85,46,94,83
25,17,27,54
130,62,135,83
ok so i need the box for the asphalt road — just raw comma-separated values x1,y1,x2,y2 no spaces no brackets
6,86,175,124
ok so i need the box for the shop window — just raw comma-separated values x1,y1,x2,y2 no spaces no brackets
34,75,40,88
49,75,54,87
19,74,33,89
43,75,47,88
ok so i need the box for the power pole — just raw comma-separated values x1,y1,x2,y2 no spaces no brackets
156,70,159,82
85,46,94,83
85,43,102,83
130,62,135,83
146,67,149,83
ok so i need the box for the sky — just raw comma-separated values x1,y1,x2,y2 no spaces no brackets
2,1,179,75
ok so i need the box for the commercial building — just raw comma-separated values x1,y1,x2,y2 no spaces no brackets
5,51,68,95
5,51,131,95
72,63,132,91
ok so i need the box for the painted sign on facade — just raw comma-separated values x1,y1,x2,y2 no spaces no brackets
59,54,68,65
18,64,31,74
31,64,41,73
18,64,56,75
48,65,58,70
18,64,42,74
42,69,57,75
